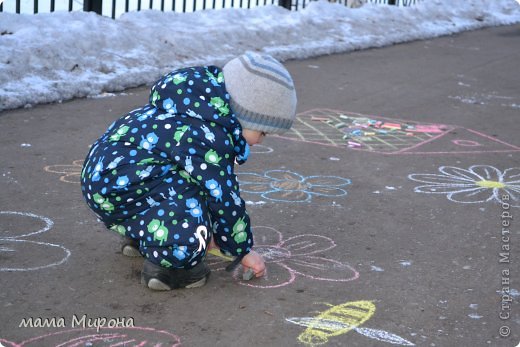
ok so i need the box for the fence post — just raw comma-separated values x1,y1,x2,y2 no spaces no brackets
278,0,291,10
84,0,102,15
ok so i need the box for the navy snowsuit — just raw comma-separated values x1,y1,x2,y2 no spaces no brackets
81,66,253,269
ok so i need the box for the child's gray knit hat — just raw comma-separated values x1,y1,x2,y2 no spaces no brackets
223,52,297,135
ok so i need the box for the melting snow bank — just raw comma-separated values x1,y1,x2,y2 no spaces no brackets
0,0,519,111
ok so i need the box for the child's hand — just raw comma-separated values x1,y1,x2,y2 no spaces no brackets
241,250,266,278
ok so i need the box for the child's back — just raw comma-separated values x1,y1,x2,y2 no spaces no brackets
80,53,297,290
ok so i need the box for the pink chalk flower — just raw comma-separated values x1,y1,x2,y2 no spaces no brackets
208,226,359,288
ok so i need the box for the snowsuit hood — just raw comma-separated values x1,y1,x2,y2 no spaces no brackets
149,67,249,164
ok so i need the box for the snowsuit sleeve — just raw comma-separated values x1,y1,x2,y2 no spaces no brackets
175,127,253,257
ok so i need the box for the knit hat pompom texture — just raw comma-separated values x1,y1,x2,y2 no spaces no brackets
223,52,297,135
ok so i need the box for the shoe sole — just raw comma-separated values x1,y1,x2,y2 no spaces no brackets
185,277,207,289
147,278,173,291
141,276,208,290
122,245,142,257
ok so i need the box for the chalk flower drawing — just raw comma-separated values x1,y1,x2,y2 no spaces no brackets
408,165,520,207
208,226,358,288
249,144,274,154
238,170,351,203
44,159,83,184
0,211,70,271
0,326,181,346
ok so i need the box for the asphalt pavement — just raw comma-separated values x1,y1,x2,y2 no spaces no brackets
0,24,519,347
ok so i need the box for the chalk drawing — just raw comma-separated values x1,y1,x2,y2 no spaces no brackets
286,300,415,346
237,170,351,203
0,211,70,272
452,139,480,147
207,226,358,288
448,95,487,105
275,109,520,155
509,289,520,298
245,200,267,206
468,313,483,319
467,304,483,319
449,92,518,109
249,144,274,154
370,265,384,272
399,260,412,267
0,326,181,346
408,165,520,207
449,74,520,111
0,239,70,272
1,170,22,188
0,211,53,238
44,160,83,184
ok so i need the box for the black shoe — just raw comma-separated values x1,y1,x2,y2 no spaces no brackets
141,259,210,290
121,237,141,257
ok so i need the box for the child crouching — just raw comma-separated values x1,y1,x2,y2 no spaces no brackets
80,52,297,290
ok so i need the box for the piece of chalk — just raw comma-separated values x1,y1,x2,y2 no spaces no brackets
311,116,329,121
243,268,255,281
208,249,256,280
382,122,401,129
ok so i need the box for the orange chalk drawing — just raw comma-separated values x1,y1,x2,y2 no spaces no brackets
44,160,83,184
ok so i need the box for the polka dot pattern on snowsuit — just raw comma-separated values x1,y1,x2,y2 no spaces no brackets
80,66,252,269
